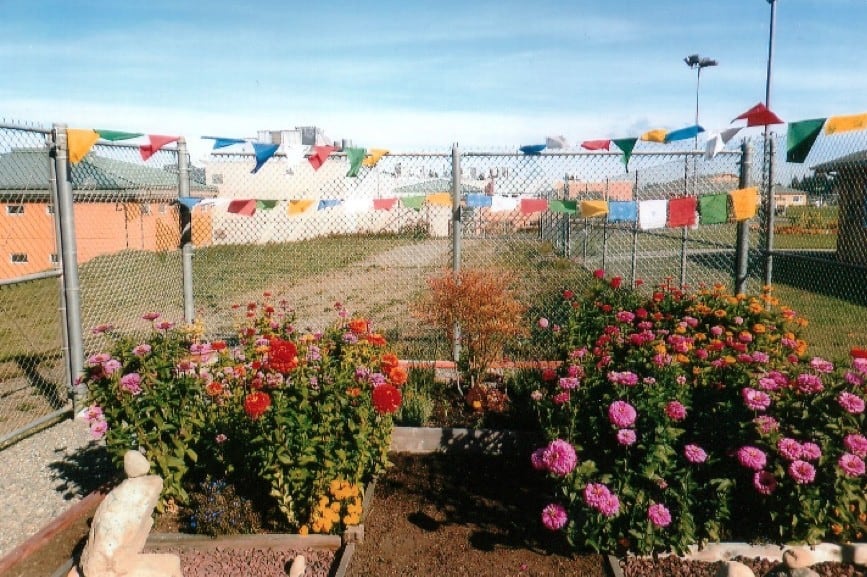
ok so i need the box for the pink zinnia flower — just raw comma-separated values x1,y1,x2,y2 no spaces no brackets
801,442,821,461
616,429,637,446
598,493,620,517
132,343,152,357
838,453,866,477
753,470,778,495
608,400,637,428
87,353,111,366
541,503,568,530
684,444,707,464
845,371,864,386
530,448,547,471
91,323,114,334
794,373,823,394
809,357,834,373
741,388,771,411
553,391,571,405
788,460,816,484
120,372,142,395
583,483,612,508
82,404,103,423
538,317,550,329
837,392,865,414
843,434,867,458
542,439,578,476
665,401,687,421
142,312,161,321
754,415,779,435
737,446,767,470
89,420,108,439
777,437,803,461
155,320,174,331
103,359,122,375
647,503,672,528
559,377,580,390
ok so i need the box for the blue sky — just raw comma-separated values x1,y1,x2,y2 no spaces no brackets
2,0,865,162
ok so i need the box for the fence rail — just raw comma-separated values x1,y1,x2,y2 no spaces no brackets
1,119,865,444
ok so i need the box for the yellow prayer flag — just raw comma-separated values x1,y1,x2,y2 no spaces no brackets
729,187,758,221
67,128,100,164
580,200,609,218
640,129,667,143
824,113,867,135
287,199,315,215
362,148,389,167
425,192,452,207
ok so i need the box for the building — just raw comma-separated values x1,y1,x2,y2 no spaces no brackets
772,185,809,212
813,150,867,266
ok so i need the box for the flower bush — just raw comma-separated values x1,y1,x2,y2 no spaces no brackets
82,297,402,535
531,272,866,554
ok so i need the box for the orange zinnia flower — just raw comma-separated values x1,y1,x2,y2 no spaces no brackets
348,318,369,334
365,333,387,346
389,366,408,386
381,353,400,374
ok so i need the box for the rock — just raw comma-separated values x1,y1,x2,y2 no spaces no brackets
844,543,867,567
715,560,756,577
123,450,151,478
788,568,820,577
288,554,306,577
783,547,814,569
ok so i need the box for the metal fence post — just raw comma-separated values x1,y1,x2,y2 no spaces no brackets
763,137,776,287
450,143,461,364
51,124,85,413
735,141,752,294
177,137,195,324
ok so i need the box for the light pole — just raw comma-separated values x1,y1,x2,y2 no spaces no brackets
684,54,718,146
763,0,779,287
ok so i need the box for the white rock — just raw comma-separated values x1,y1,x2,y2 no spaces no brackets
783,547,814,569
288,554,306,577
789,568,820,577
846,543,867,567
715,560,756,577
123,450,151,478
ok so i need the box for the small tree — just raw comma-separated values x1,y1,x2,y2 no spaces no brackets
415,268,527,387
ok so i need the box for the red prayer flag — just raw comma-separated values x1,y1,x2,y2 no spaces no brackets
667,197,698,227
308,145,337,171
227,199,256,216
580,139,611,151
373,198,397,211
520,198,548,214
732,103,783,127
139,134,179,161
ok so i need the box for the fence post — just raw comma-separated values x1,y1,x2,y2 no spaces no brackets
735,141,752,294
47,134,72,403
450,143,461,364
177,137,195,324
52,124,85,413
763,137,776,287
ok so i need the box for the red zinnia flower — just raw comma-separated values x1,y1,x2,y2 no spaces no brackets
380,353,400,374
244,391,271,420
348,318,369,334
268,338,298,373
610,276,622,289
372,384,402,414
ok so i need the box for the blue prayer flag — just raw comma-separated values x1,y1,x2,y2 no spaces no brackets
251,143,279,174
664,125,705,143
607,201,638,223
466,194,493,208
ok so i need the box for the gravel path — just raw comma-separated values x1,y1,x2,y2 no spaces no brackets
0,416,113,559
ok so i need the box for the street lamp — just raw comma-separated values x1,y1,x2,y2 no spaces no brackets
684,54,718,141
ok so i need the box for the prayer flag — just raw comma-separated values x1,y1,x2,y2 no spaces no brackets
699,193,728,225
95,130,143,141
638,199,667,230
581,139,611,151
519,144,546,155
287,199,315,214
67,128,100,164
346,147,366,177
607,201,638,223
401,196,425,211
613,138,638,171
491,195,519,212
549,199,577,214
466,194,493,208
317,199,342,210
824,113,867,135
546,135,568,149
640,129,667,143
177,197,203,210
373,198,398,211
426,192,452,207
667,197,698,227
363,148,389,167
732,102,783,127
665,125,704,143
251,143,279,174
227,200,256,216
704,127,742,159
786,118,826,163
729,187,758,221
344,197,373,214
309,145,337,170
140,134,179,161
256,200,278,210
580,200,608,218
520,198,548,214
202,136,247,149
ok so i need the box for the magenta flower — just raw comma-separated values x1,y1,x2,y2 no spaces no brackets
541,503,568,530
647,503,672,528
120,372,142,395
737,446,767,470
853,357,867,375
754,415,780,435
87,353,111,366
583,483,612,508
132,343,152,357
89,420,108,439
598,493,620,517
155,320,175,331
809,357,834,373
553,391,571,405
777,437,803,461
608,371,639,386
684,444,707,464
838,453,866,477
794,373,824,394
82,404,103,423
530,448,547,471
843,434,867,458
801,442,821,461
837,392,865,414
608,400,637,428
616,429,637,446
753,470,778,495
141,312,161,321
538,317,550,329
741,388,771,411
788,460,816,484
542,439,578,476
845,371,864,386
103,359,122,376
558,377,580,390
665,401,687,421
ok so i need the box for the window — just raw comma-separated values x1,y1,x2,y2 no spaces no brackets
141,203,151,215
50,253,59,265
46,205,55,215
11,253,28,263
212,173,224,185
6,204,24,215
158,203,168,214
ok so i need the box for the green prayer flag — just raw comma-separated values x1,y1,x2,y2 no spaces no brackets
548,199,577,214
256,200,278,210
346,147,366,177
95,129,144,141
613,138,638,171
699,193,728,225
401,195,425,211
786,118,826,163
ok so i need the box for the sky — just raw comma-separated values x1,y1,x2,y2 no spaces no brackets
2,0,866,164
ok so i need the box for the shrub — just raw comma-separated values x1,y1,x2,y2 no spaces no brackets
530,271,866,554
82,298,403,534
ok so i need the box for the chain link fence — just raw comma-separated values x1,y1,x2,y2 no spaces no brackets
0,119,866,443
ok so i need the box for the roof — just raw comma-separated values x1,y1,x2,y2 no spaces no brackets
0,147,215,199
393,178,483,196
812,149,867,173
